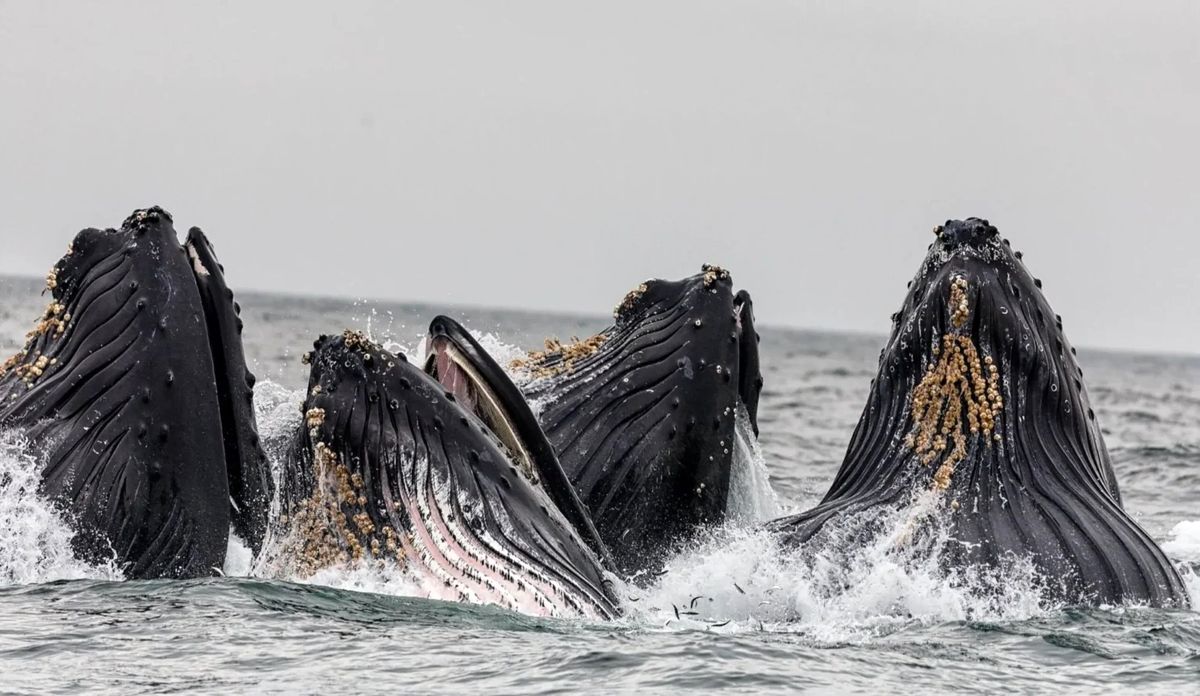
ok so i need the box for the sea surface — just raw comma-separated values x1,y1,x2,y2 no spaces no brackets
0,274,1197,695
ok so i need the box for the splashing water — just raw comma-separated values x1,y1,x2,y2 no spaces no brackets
223,534,254,577
1164,520,1200,562
1164,521,1200,605
243,379,1097,632
726,402,782,524
0,430,121,584
633,490,1056,642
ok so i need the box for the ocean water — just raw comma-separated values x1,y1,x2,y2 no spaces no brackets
0,275,1197,694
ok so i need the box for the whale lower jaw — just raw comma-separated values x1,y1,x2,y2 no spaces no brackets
385,456,614,619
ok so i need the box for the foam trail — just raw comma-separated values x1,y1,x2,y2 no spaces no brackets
0,430,121,585
726,403,781,524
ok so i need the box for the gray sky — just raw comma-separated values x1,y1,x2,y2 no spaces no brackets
1,1,1197,353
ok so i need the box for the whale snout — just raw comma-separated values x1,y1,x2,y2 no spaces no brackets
934,218,999,251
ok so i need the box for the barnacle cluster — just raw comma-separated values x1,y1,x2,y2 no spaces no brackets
511,333,607,380
10,354,55,386
949,276,970,328
279,439,405,577
701,263,730,287
613,282,649,319
305,407,326,433
0,350,25,379
904,276,1003,493
29,301,69,340
0,295,70,386
341,329,369,352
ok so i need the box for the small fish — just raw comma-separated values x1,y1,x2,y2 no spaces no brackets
673,604,680,620
733,583,746,595
689,596,709,609
709,620,732,628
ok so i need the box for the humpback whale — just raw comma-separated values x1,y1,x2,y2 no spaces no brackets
516,266,763,577
771,219,1189,608
275,329,620,619
0,207,272,578
424,316,612,568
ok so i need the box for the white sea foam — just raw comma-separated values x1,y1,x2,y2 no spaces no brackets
301,559,424,598
471,330,528,372
632,494,1052,640
224,533,255,577
0,430,121,585
1163,520,1200,562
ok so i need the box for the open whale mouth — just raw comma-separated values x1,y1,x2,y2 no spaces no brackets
425,329,535,483
423,316,612,567
279,331,619,619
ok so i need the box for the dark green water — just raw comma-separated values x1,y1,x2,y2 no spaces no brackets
1,278,1197,694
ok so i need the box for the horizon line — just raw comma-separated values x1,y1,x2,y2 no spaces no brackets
1,272,1195,360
